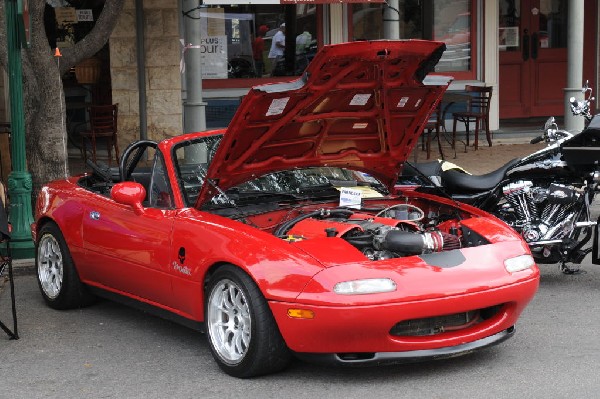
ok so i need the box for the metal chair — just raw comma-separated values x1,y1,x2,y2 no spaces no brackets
420,102,445,160
81,104,119,165
451,86,493,150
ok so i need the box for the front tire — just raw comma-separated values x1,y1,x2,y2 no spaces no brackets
205,265,291,378
36,222,94,309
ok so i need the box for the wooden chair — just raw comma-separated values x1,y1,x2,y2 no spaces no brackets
451,86,493,150
81,104,119,165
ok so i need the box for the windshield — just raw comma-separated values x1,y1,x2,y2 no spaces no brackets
173,135,388,208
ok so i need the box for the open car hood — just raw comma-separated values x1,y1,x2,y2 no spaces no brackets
198,40,451,206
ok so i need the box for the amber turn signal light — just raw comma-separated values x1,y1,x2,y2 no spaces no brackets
287,308,315,319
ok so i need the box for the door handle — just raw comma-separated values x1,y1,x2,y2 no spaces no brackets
531,32,538,60
522,29,529,61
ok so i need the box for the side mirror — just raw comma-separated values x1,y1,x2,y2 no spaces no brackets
111,182,146,215
582,80,589,92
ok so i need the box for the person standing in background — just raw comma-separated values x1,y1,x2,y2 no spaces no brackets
252,25,269,77
295,25,312,54
268,23,286,75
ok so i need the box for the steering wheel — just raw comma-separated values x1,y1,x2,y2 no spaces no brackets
119,140,158,182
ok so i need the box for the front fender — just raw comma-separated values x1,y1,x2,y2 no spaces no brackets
33,182,86,249
173,209,327,301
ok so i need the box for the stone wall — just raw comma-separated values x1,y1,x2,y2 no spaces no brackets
110,0,182,150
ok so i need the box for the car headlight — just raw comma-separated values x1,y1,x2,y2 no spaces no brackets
333,278,396,295
504,254,535,273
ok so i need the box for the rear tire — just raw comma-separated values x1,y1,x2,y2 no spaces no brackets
205,265,291,378
36,222,95,309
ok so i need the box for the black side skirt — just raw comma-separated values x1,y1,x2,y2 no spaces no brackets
87,286,205,333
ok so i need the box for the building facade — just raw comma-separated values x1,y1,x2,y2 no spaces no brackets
2,0,599,151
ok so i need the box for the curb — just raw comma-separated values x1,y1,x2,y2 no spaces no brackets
492,132,540,145
493,137,535,145
0,259,33,296
11,258,35,276
446,129,540,146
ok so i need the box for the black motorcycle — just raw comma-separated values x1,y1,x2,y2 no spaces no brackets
399,83,600,273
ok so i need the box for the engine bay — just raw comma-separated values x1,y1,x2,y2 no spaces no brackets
238,199,490,261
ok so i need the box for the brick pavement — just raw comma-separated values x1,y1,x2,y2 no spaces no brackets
411,140,545,175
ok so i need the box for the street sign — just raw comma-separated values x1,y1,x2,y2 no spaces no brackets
76,9,94,22
17,0,30,48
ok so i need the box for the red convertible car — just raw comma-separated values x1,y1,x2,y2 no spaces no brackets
33,40,539,378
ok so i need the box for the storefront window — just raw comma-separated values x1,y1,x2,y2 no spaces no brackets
499,0,568,52
351,1,474,77
433,1,471,72
197,5,318,80
538,1,568,49
499,1,520,52
351,2,423,41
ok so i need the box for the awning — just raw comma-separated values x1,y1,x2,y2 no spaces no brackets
202,0,384,4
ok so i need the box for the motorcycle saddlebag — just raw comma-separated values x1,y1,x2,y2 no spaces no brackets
561,115,600,166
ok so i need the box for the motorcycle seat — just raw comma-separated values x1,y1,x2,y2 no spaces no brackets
441,158,520,193
402,161,443,177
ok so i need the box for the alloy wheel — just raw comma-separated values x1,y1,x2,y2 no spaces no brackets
37,234,64,299
207,278,252,365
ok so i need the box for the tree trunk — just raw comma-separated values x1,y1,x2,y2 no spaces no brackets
0,1,125,198
23,53,68,195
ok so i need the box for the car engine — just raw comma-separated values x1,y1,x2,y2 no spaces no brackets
499,180,585,243
277,206,463,260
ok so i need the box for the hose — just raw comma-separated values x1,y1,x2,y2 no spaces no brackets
274,209,354,237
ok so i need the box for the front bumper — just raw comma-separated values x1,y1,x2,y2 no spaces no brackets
269,275,537,354
295,326,514,366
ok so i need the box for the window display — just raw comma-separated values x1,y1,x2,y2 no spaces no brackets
433,1,471,72
351,1,474,75
198,5,317,79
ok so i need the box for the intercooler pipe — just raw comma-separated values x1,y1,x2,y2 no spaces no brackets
381,230,445,255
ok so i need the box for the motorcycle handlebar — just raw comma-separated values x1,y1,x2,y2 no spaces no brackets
569,97,579,108
530,135,545,144
569,85,594,122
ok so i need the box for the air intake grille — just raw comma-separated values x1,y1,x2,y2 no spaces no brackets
390,305,502,336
